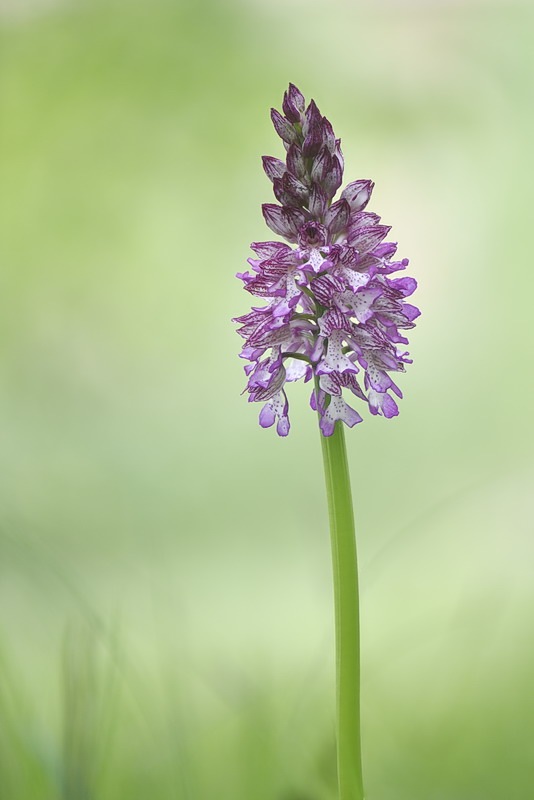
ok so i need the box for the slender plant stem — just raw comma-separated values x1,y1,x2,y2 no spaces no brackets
318,406,364,800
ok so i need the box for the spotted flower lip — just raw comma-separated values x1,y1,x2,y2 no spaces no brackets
234,84,420,436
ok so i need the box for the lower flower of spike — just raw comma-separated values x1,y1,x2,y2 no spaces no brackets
259,391,290,436
320,395,363,437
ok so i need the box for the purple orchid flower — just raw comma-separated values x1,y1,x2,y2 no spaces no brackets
234,84,420,436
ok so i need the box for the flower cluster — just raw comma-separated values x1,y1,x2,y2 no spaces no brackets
234,84,419,436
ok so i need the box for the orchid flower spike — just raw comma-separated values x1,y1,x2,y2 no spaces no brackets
234,84,420,436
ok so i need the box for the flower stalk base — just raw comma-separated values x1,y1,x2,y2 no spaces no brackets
319,409,364,800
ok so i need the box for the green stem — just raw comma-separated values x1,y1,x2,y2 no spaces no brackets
282,351,312,363
318,395,364,800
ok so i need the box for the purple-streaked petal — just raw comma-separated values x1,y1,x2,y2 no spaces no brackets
262,156,286,182
286,144,307,181
310,146,331,184
261,204,293,238
348,224,391,252
250,240,292,258
248,365,286,401
270,108,299,145
341,180,374,212
312,274,346,306
318,307,351,336
322,157,343,199
319,374,342,396
298,220,327,250
273,177,302,209
283,172,308,203
302,100,324,157
308,185,328,219
261,204,300,241
349,211,382,231
325,199,350,237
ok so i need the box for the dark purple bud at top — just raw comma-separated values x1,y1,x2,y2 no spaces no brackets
341,179,374,212
302,100,324,157
334,141,344,173
270,108,299,145
303,99,322,133
302,125,324,158
262,156,286,182
282,83,305,123
298,221,327,249
322,118,336,154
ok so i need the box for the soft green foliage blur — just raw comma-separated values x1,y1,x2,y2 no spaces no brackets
1,0,533,797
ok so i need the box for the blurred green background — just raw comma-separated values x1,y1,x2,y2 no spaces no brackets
1,0,533,797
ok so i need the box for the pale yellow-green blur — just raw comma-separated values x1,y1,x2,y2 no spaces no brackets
1,0,533,797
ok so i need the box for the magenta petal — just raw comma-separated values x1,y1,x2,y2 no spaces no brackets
403,303,421,322
320,416,335,436
389,276,417,297
276,417,290,436
259,404,275,428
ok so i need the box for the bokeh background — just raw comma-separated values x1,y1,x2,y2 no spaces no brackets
1,0,533,797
